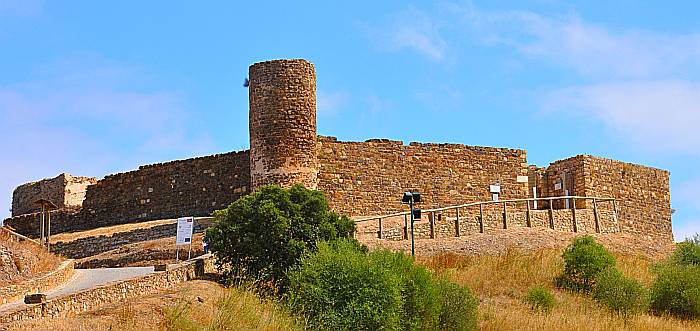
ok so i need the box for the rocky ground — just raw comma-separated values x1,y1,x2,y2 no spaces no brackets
359,227,674,260
0,230,63,284
75,233,206,269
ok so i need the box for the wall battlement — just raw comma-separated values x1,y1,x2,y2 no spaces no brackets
3,58,673,243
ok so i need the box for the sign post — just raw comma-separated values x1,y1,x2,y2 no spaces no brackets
176,216,195,262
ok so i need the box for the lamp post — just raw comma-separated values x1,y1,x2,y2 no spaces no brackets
402,191,421,256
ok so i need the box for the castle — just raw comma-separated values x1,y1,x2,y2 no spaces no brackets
3,59,673,243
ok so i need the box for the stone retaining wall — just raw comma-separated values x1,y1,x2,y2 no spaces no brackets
0,260,74,305
51,218,213,260
0,255,216,326
356,203,619,241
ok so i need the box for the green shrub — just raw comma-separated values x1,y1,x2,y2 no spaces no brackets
557,236,616,293
592,268,650,317
206,184,355,290
286,240,479,331
286,240,404,330
523,286,555,312
650,263,700,319
436,279,479,330
670,236,700,266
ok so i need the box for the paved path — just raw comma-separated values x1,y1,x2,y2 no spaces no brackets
0,267,155,314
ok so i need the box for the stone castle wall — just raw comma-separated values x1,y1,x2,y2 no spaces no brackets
5,151,249,237
11,174,96,216
317,136,529,216
2,58,674,243
582,156,672,241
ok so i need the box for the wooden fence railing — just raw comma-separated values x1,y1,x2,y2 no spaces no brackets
354,195,619,239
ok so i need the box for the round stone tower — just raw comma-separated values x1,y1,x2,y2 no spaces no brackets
249,59,318,190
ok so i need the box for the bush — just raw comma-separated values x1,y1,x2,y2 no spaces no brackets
436,279,479,331
557,236,616,293
670,236,700,266
206,184,355,289
650,263,700,319
286,240,404,330
286,240,479,331
523,286,555,313
592,268,649,317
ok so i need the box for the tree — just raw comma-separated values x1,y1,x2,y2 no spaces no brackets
205,184,355,289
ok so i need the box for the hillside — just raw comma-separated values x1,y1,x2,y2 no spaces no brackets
6,241,700,331
0,229,63,284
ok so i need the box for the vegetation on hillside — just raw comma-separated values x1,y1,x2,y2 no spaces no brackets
205,184,354,289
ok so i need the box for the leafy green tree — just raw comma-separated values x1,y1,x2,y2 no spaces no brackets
206,184,355,289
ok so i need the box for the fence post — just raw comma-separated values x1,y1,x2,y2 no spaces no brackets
502,202,507,229
479,204,484,233
612,200,620,232
404,214,409,240
455,207,460,237
429,212,435,239
572,198,577,233
526,199,531,227
593,198,600,233
378,218,383,239
549,200,554,229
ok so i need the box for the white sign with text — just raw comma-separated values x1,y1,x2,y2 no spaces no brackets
176,217,194,246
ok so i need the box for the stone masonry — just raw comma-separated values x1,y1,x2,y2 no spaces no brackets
249,59,318,190
3,58,674,244
12,174,96,217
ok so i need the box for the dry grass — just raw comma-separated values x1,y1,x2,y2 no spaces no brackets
420,247,700,331
0,229,63,283
7,280,300,331
164,285,301,331
49,219,177,243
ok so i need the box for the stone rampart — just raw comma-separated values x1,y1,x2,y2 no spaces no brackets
0,255,216,326
318,136,529,216
582,156,671,241
5,151,249,237
11,174,96,217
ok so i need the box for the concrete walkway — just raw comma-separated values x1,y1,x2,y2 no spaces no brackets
0,267,155,314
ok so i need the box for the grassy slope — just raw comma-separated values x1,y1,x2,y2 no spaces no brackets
8,246,700,331
420,249,700,331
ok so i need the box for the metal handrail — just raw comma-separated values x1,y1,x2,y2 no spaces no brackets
354,195,616,223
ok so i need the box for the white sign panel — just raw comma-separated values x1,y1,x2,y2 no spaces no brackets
176,217,194,246
492,193,499,202
554,182,562,190
517,175,529,183
489,185,501,193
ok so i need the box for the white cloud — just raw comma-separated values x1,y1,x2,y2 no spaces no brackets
455,6,700,78
0,59,213,218
317,90,349,115
542,80,700,154
674,219,700,242
370,7,448,61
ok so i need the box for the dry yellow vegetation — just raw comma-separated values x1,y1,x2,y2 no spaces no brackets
8,245,700,331
420,249,700,331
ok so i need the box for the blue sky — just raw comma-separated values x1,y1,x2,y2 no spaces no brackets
1,1,698,240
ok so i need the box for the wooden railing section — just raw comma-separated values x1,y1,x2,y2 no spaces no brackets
354,196,619,239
